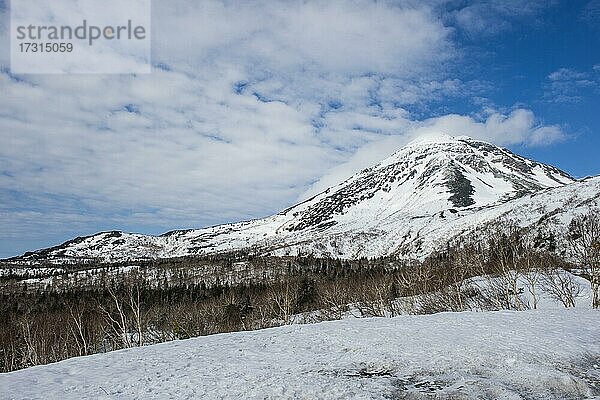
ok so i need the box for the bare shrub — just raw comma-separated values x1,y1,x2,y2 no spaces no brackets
316,279,351,320
540,268,581,308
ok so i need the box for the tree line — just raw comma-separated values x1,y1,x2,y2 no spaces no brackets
0,211,598,372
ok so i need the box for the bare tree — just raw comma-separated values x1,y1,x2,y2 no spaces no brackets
127,285,144,347
352,275,397,317
483,221,529,310
540,268,581,308
568,211,600,308
269,281,297,325
317,279,351,320
519,243,553,310
99,286,132,348
68,305,88,356
18,316,39,367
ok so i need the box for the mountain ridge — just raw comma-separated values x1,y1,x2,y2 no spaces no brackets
5,135,599,263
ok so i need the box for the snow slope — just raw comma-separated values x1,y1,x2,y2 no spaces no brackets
2,309,599,399
7,135,599,263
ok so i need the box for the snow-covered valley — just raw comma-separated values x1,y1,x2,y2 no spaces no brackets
2,308,599,400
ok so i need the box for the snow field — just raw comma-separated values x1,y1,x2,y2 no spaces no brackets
2,309,599,399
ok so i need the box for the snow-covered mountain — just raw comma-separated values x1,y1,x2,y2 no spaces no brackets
8,134,600,263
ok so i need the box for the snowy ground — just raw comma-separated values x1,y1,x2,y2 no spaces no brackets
2,309,600,399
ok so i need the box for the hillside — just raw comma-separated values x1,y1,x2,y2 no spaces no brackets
2,309,599,399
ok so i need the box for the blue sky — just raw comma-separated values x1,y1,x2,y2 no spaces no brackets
0,0,599,258
445,0,600,176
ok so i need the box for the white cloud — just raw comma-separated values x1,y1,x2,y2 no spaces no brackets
0,1,458,250
548,68,588,81
444,0,555,36
0,0,573,256
544,67,599,103
152,0,452,77
416,109,566,146
582,0,600,25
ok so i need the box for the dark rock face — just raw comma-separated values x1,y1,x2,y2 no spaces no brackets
287,161,408,231
446,167,475,208
462,139,572,186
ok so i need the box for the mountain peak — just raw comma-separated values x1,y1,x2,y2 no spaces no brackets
282,136,575,232
384,134,494,166
404,133,473,146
